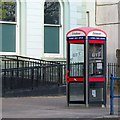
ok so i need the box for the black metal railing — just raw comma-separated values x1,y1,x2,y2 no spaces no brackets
1,55,119,91
69,62,84,77
2,64,66,90
1,55,65,69
1,55,66,91
107,63,119,84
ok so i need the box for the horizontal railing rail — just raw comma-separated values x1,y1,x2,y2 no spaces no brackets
0,55,65,64
2,63,64,72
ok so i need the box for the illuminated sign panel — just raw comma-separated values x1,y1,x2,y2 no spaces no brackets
67,31,86,37
88,31,106,37
67,30,86,40
88,36,106,40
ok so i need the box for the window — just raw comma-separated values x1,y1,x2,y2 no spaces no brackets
0,1,16,22
44,26,59,53
44,0,63,55
0,24,16,52
0,0,18,53
44,0,60,25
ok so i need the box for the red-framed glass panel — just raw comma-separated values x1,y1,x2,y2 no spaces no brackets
67,39,85,82
88,41,106,82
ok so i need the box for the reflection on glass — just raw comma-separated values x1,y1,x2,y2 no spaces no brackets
69,44,84,77
89,44,104,76
44,0,60,25
70,83,84,101
89,44,103,59
0,1,16,22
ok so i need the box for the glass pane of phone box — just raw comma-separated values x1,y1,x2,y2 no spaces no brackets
69,82,84,101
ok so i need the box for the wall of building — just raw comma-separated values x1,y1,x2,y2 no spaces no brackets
95,0,120,63
2,0,119,63
69,0,87,28
25,0,44,58
24,0,119,62
86,0,96,27
118,1,120,49
21,0,119,63
20,1,27,56
24,0,88,59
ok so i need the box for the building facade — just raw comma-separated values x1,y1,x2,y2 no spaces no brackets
96,0,120,63
0,0,95,59
1,0,119,63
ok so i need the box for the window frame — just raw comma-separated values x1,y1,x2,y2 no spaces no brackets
44,0,63,58
0,0,19,55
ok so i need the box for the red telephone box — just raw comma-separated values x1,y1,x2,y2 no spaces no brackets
66,27,107,106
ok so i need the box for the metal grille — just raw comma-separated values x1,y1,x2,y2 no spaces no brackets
1,55,66,91
1,55,119,91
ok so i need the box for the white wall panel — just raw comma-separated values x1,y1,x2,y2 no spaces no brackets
96,0,119,63
26,1,44,59
96,4,118,25
98,25,118,63
69,0,87,29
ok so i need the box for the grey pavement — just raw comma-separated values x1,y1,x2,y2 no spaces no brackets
2,96,120,118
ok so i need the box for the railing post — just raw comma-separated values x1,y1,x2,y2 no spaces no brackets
43,67,45,85
58,63,61,85
110,74,114,115
21,61,24,88
17,56,19,77
10,70,14,90
31,68,34,90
